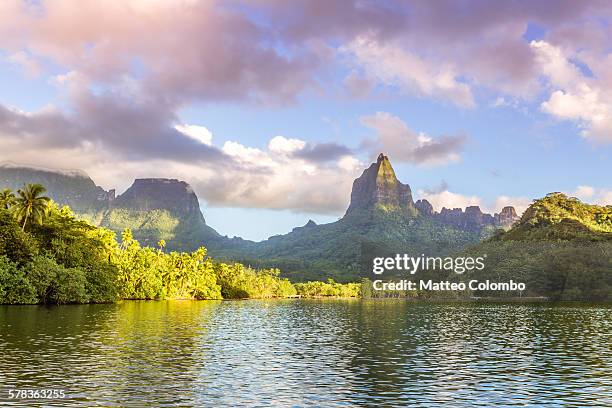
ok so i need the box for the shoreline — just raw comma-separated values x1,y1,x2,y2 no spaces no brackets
2,297,611,306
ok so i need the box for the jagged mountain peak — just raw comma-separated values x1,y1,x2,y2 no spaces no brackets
374,153,395,180
345,153,416,216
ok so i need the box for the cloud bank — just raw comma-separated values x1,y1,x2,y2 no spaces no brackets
0,0,611,215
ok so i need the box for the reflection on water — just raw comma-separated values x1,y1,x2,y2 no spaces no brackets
0,300,610,406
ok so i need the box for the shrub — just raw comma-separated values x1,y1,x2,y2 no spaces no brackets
24,256,59,303
84,263,119,303
0,256,37,304
49,266,88,304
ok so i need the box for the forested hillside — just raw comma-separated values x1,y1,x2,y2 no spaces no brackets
456,193,611,301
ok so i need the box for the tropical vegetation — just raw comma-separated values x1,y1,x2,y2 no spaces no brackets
0,184,360,304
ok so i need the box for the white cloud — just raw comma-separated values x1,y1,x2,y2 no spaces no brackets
345,36,474,108
175,124,213,145
343,70,374,98
360,112,465,165
417,190,482,212
599,191,612,206
532,40,612,142
572,185,595,198
268,136,306,155
492,96,509,107
7,51,41,77
212,138,361,213
569,185,612,206
490,195,531,216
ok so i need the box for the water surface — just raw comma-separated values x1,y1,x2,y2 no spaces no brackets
1,300,610,406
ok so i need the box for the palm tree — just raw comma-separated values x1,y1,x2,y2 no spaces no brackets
0,188,16,210
12,183,50,230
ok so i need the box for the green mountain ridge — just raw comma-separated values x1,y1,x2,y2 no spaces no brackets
209,209,489,281
103,178,219,249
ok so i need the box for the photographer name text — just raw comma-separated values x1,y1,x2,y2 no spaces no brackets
373,279,526,291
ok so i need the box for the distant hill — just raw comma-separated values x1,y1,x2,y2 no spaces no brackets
501,192,611,240
457,193,611,301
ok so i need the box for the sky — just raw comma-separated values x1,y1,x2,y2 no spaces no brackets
0,0,611,241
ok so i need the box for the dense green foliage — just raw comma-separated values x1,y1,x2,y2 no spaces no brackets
294,279,360,297
457,241,611,301
0,185,359,304
113,231,221,300
214,264,297,299
0,190,121,304
514,193,612,234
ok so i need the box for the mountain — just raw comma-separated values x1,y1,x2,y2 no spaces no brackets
208,154,518,281
0,162,114,219
342,153,520,229
0,165,219,250
101,179,219,249
345,153,417,216
0,156,524,282
458,193,611,301
495,206,520,227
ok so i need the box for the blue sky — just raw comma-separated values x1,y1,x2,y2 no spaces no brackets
0,1,610,240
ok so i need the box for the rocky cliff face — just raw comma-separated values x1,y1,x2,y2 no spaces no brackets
431,205,519,231
345,153,417,216
494,206,520,227
102,178,219,249
415,199,434,216
435,206,494,232
112,178,204,221
342,155,519,230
